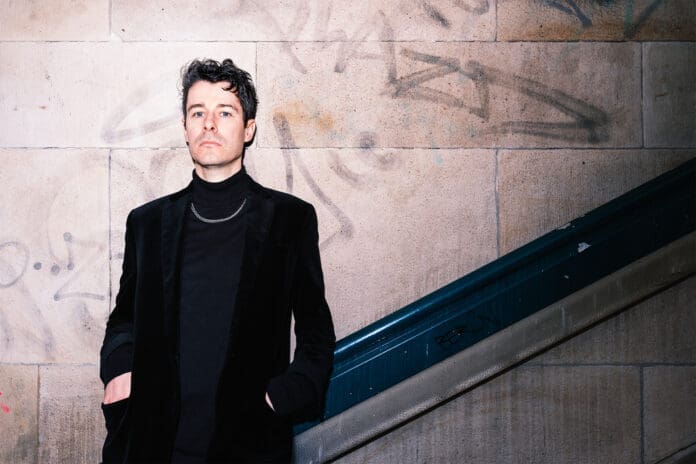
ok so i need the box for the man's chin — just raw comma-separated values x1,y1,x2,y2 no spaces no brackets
192,157,242,171
192,154,224,166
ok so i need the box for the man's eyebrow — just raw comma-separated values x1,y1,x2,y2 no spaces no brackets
186,103,239,112
186,103,204,113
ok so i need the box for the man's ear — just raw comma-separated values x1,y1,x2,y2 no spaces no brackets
244,119,256,142
182,117,189,144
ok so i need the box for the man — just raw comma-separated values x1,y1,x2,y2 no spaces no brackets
99,58,336,463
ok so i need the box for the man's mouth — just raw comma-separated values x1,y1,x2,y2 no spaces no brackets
200,140,222,147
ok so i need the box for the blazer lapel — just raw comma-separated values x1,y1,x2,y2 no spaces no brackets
228,180,274,347
161,185,191,343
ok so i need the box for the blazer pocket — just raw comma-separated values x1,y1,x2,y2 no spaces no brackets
101,397,130,463
101,397,129,432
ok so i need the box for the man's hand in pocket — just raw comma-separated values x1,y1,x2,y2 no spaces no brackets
103,372,131,404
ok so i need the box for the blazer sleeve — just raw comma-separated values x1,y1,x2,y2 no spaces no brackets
266,205,336,422
100,211,137,386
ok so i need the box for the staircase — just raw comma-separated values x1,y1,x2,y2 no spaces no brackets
294,158,696,463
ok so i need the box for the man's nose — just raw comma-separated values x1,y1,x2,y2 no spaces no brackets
204,113,216,131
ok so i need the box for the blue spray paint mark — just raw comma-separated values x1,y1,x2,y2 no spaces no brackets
625,0,634,36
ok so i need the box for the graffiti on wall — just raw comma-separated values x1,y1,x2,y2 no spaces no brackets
541,0,666,37
0,390,10,414
1,0,623,360
0,155,110,362
0,225,108,361
248,0,491,74
100,1,612,182
101,0,494,146
333,43,610,143
0,234,105,301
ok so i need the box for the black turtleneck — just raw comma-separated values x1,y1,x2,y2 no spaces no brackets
173,168,249,463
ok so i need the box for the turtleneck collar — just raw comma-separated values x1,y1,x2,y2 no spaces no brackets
191,167,249,207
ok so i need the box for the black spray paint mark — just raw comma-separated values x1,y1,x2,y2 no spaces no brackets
313,1,352,42
334,10,397,76
355,132,402,171
1,233,107,301
453,0,490,15
386,48,609,143
358,131,377,149
251,0,311,74
63,232,75,271
0,247,57,359
544,0,593,28
541,0,665,38
479,61,609,143
53,232,107,302
422,2,451,28
388,49,490,120
273,114,354,251
264,0,491,75
272,113,296,192
624,0,665,38
110,156,159,203
0,241,29,288
0,294,56,362
328,151,365,189
0,232,105,359
101,79,180,144
328,132,402,189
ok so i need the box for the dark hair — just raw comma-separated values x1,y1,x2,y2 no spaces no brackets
180,58,258,122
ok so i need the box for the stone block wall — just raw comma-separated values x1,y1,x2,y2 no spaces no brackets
0,1,694,462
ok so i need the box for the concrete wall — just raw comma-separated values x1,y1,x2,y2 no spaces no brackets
334,274,696,464
0,1,694,462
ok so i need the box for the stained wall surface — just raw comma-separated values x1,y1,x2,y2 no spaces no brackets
0,1,694,462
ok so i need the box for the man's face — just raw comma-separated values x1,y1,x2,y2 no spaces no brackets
184,80,256,178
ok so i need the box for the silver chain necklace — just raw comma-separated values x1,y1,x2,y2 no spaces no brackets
190,198,247,224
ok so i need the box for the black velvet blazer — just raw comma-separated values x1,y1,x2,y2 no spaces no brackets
99,176,336,463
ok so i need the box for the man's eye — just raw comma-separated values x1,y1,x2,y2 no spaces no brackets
220,111,231,117
192,111,203,118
